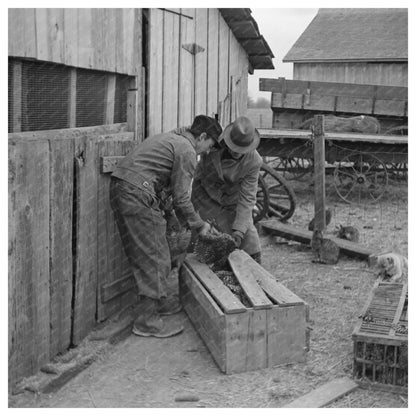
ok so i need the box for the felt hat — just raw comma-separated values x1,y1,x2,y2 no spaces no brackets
222,116,260,154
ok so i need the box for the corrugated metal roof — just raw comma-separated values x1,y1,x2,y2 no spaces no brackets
219,8,275,72
283,8,408,63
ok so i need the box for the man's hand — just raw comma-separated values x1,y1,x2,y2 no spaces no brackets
198,222,211,237
232,230,244,248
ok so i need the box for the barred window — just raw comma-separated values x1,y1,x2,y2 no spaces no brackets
8,58,131,133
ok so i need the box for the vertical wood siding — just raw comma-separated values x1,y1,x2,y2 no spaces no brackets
8,8,141,76
8,125,134,386
293,62,408,87
147,8,249,134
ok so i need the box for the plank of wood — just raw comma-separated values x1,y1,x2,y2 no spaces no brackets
283,377,358,408
178,8,195,126
180,264,226,371
9,140,51,383
185,256,247,314
11,60,22,133
72,136,98,344
63,8,78,67
260,78,408,100
207,8,219,117
162,9,180,131
260,220,373,259
218,14,229,122
236,251,305,306
104,74,116,125
77,8,93,69
258,128,408,145
101,272,136,303
148,9,164,135
48,9,65,63
267,306,307,367
100,155,125,173
313,115,326,235
228,250,273,309
49,138,74,357
194,9,208,116
97,139,137,321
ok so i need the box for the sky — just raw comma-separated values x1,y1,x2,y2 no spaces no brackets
248,8,319,100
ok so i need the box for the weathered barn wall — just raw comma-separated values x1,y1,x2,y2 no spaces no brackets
8,8,141,76
8,125,137,386
147,8,249,135
293,62,408,87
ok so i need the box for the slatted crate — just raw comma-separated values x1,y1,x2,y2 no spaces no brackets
179,251,308,374
352,281,408,393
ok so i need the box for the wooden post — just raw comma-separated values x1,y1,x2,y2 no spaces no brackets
12,60,22,132
104,74,116,125
68,68,77,128
127,76,138,140
311,115,326,251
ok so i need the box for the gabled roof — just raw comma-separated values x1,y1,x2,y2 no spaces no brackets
219,8,275,72
283,8,408,63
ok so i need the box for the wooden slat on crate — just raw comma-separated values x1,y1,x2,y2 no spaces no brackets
260,220,373,259
186,256,246,314
283,377,358,408
180,264,226,370
267,305,307,366
228,251,273,309
236,250,304,306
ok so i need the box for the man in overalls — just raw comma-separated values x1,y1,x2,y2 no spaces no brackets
191,116,263,263
110,115,223,338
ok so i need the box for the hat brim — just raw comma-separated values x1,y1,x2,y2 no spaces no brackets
222,124,261,154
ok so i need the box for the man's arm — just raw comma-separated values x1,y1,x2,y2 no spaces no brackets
170,147,205,231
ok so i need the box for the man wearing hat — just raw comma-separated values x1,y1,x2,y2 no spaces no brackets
191,116,263,262
110,115,223,338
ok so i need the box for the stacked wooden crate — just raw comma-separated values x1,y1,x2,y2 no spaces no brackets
352,281,408,393
179,250,308,374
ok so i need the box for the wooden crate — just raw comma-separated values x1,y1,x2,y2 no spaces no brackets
179,251,308,374
352,281,408,393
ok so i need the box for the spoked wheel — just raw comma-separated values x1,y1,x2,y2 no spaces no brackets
255,162,296,222
253,174,270,223
267,156,313,181
385,162,408,182
334,152,389,204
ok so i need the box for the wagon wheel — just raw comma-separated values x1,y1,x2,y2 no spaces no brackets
267,156,313,181
253,174,270,223
385,162,408,181
257,162,296,222
333,153,388,204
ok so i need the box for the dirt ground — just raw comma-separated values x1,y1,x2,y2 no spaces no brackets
9,175,408,408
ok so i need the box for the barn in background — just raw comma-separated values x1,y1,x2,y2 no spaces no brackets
260,8,408,131
283,8,408,87
8,8,274,386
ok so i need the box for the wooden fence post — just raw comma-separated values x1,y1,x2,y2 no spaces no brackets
311,115,326,250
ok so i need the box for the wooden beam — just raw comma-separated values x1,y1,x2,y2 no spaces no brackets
259,220,373,259
68,68,77,128
127,76,138,139
104,74,116,125
257,128,408,145
12,60,22,132
283,377,358,408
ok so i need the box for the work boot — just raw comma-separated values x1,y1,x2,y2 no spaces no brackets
158,294,182,316
132,297,184,338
